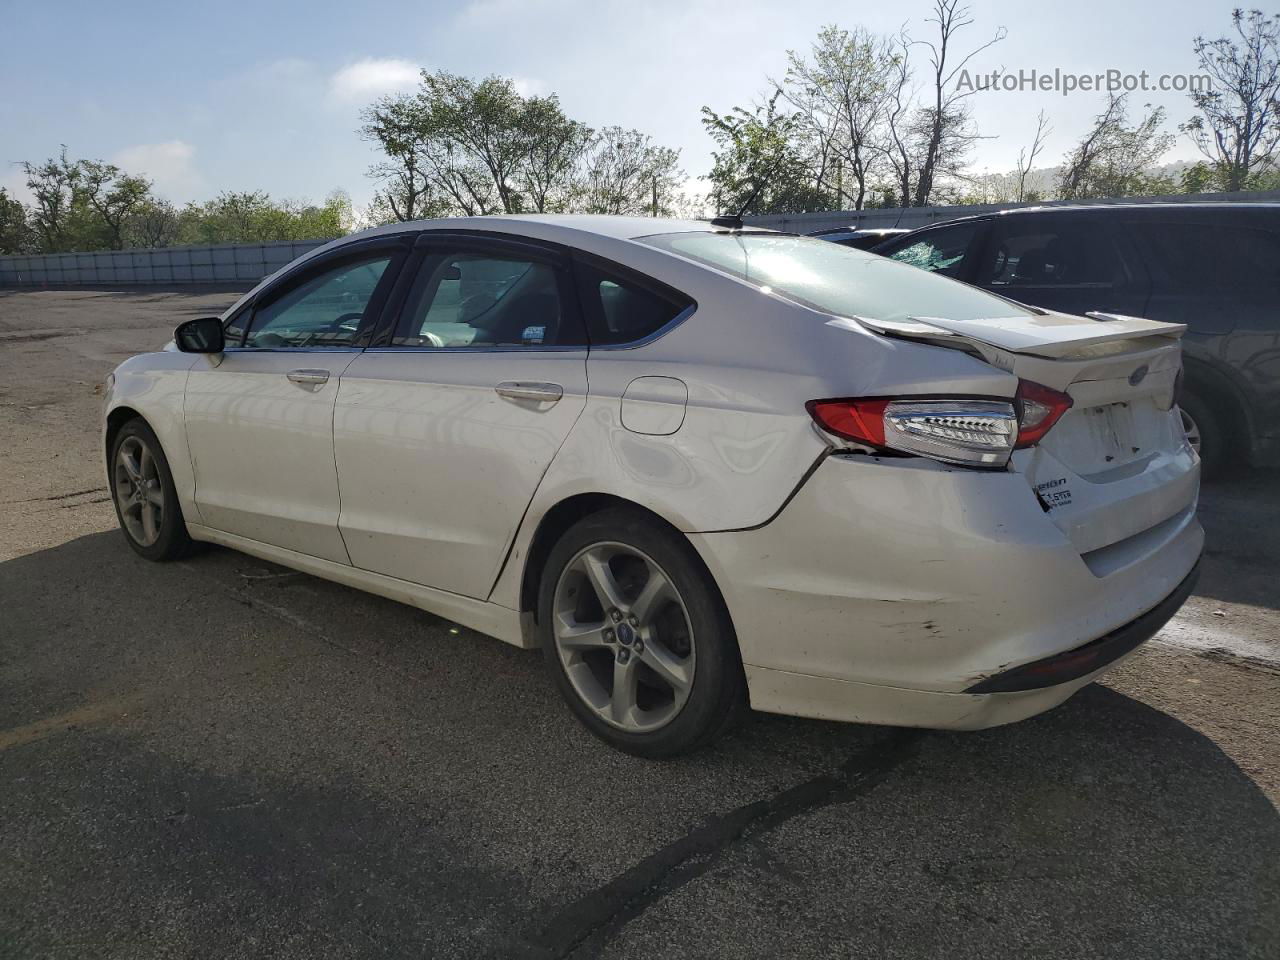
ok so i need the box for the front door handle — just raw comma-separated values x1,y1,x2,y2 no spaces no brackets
495,381,564,404
287,369,330,386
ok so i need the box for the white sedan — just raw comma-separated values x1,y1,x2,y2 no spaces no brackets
103,216,1203,756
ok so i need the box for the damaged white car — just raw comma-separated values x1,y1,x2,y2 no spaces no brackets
103,216,1202,756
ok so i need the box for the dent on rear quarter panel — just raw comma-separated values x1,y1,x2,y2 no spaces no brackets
106,352,200,521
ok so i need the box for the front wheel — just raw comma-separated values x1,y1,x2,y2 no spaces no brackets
538,509,746,758
109,417,194,561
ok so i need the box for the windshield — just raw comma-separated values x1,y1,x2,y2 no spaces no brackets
638,231,1034,324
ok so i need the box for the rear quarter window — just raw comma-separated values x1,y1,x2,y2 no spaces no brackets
1128,220,1280,291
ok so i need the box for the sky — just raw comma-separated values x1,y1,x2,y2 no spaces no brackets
0,0,1238,212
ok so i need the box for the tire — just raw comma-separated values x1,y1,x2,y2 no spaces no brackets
108,417,195,561
1178,388,1228,480
538,508,746,758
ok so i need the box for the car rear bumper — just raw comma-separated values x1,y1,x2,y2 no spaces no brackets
690,453,1203,726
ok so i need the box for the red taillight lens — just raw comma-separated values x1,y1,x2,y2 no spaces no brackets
806,398,891,446
1013,380,1073,448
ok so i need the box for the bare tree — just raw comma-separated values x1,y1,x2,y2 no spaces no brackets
1181,8,1280,191
1015,110,1052,202
880,43,922,208
910,0,1007,206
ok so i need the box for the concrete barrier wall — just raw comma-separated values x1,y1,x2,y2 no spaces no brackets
0,239,333,287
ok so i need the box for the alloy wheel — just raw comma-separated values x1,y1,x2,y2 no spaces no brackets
552,542,696,733
1180,408,1202,455
113,435,165,547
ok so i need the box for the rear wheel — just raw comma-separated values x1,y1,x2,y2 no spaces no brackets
539,509,745,758
109,418,194,561
1178,388,1227,479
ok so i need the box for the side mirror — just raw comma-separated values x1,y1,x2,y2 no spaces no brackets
174,317,226,353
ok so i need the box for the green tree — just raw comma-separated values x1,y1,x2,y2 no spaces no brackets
1182,9,1280,192
778,25,901,210
361,70,681,219
701,93,835,215
77,159,151,249
1058,94,1174,200
0,187,35,254
575,127,684,215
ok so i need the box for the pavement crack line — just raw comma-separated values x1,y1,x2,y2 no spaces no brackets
1,486,106,504
511,728,926,959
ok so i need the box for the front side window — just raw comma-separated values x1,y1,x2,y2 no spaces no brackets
882,224,978,277
393,249,580,347
976,222,1124,289
639,231,1034,325
245,256,392,348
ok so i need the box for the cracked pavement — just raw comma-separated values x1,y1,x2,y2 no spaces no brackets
2,288,1278,959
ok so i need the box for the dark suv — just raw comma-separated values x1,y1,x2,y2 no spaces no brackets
873,203,1280,475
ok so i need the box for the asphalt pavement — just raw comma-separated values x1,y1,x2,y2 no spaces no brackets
1,288,1277,959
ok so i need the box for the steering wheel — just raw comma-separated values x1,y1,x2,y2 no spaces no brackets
333,311,364,333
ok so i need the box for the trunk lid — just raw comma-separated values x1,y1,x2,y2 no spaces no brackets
859,311,1199,568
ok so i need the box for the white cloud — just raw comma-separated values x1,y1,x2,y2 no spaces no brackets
330,58,421,104
511,76,547,98
113,140,204,202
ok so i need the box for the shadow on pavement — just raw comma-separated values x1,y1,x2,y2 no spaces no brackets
1,532,1277,959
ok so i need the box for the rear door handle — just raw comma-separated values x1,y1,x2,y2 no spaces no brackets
287,369,330,386
495,381,563,403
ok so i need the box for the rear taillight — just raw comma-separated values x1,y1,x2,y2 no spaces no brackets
808,379,1073,469
1013,380,1073,448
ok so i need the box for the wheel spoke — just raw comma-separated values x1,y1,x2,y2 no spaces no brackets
555,614,609,650
120,449,142,484
139,445,156,481
609,658,639,726
145,484,164,507
141,502,159,542
639,640,692,694
581,548,626,612
631,565,675,624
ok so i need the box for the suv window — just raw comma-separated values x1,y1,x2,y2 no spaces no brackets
1128,221,1280,291
393,249,581,347
245,256,392,348
882,223,978,278
977,222,1124,289
574,259,692,345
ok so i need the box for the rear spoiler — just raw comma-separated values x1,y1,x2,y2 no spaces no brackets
853,312,1186,361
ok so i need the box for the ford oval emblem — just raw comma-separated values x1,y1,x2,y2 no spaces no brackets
1128,365,1149,386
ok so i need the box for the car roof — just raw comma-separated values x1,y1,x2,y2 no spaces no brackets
901,201,1280,231
346,214,729,245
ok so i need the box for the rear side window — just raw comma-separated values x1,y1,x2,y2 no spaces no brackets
882,223,979,278
1128,221,1280,291
976,222,1126,289
574,259,692,345
392,247,585,348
